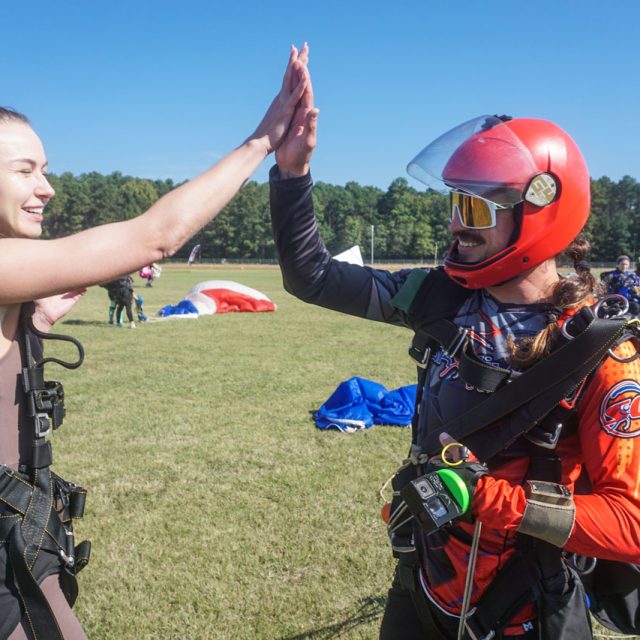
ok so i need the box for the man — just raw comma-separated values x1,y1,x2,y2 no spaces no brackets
269,57,640,639
601,255,640,315
100,275,136,328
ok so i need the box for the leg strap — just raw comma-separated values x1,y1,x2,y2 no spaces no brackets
9,523,64,640
464,549,540,640
0,467,91,635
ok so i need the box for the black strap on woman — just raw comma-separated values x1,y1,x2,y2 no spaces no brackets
3,308,88,639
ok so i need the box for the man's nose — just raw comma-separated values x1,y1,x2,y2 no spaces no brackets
448,206,463,233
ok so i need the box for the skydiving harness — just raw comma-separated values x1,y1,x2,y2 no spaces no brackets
386,267,640,639
0,307,90,640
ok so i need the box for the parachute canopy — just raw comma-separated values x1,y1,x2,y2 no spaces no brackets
314,377,416,432
158,280,276,318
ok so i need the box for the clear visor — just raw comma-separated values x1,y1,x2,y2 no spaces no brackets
407,115,538,208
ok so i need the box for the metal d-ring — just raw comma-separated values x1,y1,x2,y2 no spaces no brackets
594,294,629,319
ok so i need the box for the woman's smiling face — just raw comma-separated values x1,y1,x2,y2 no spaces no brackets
0,121,55,239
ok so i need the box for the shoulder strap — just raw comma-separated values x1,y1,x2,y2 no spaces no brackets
391,268,472,444
423,311,630,461
395,269,517,392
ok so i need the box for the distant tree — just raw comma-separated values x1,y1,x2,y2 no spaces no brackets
39,170,639,263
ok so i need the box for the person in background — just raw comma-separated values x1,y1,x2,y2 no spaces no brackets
100,275,136,327
600,254,640,315
139,262,161,287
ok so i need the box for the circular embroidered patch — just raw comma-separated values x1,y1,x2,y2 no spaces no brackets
599,379,640,438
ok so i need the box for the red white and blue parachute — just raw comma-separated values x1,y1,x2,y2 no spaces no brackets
158,280,276,318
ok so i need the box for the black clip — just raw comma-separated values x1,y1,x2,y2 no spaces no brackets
524,422,563,449
408,345,431,369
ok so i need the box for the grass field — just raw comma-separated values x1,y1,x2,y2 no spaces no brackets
45,265,633,639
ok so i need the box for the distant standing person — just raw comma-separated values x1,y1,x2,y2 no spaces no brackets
114,275,136,328
139,262,161,287
100,275,135,326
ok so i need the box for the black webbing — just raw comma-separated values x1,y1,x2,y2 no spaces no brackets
423,315,627,459
9,524,64,640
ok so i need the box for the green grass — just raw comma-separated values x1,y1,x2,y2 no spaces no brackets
45,266,634,639
49,266,411,639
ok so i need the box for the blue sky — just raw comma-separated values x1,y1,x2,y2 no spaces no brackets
2,1,638,189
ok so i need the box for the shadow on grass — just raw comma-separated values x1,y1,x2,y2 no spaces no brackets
279,595,385,639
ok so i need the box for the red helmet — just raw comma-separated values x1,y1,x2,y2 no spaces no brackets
407,115,591,288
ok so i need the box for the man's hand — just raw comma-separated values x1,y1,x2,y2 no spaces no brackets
275,44,319,178
33,289,86,332
249,44,309,156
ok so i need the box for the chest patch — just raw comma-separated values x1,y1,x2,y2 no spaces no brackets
599,379,640,438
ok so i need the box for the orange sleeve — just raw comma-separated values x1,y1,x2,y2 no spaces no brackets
472,340,640,563
565,340,640,562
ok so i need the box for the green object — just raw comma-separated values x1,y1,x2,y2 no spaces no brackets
389,268,430,313
436,468,471,514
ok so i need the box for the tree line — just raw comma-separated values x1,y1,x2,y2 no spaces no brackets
42,172,640,263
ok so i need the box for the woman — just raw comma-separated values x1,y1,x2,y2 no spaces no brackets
0,44,309,639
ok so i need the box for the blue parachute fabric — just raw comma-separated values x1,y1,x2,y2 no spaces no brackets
157,299,199,317
314,377,416,432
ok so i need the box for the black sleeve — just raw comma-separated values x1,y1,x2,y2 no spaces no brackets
269,165,411,326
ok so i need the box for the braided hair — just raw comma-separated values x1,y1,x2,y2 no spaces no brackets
510,233,603,367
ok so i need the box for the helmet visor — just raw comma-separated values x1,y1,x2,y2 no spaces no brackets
407,115,539,208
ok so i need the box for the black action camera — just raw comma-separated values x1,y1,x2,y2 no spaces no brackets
400,468,470,535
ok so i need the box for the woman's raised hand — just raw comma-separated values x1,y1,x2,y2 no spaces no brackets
275,43,318,178
250,44,309,156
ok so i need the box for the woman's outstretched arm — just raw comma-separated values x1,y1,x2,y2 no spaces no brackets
0,44,309,304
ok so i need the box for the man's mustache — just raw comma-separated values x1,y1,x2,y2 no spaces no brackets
453,232,485,245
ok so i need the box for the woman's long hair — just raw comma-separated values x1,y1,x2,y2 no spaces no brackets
510,233,603,368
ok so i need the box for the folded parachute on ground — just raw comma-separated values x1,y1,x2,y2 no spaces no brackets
158,280,276,318
314,377,416,432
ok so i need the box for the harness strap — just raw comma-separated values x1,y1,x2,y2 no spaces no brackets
411,320,516,393
0,308,90,635
9,523,65,640
423,312,628,460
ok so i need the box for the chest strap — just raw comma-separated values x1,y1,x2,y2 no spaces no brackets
410,319,518,392
421,309,630,462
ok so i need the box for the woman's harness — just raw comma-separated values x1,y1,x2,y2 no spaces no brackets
388,268,640,639
0,308,90,639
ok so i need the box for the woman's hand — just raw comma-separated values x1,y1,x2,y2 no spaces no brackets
275,44,319,178
33,289,86,332
249,44,309,156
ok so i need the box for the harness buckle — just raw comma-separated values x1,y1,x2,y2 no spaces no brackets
594,294,629,319
34,413,51,439
59,548,75,568
445,327,468,359
524,422,563,449
567,553,597,576
408,345,431,369
464,609,496,640
562,305,599,341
